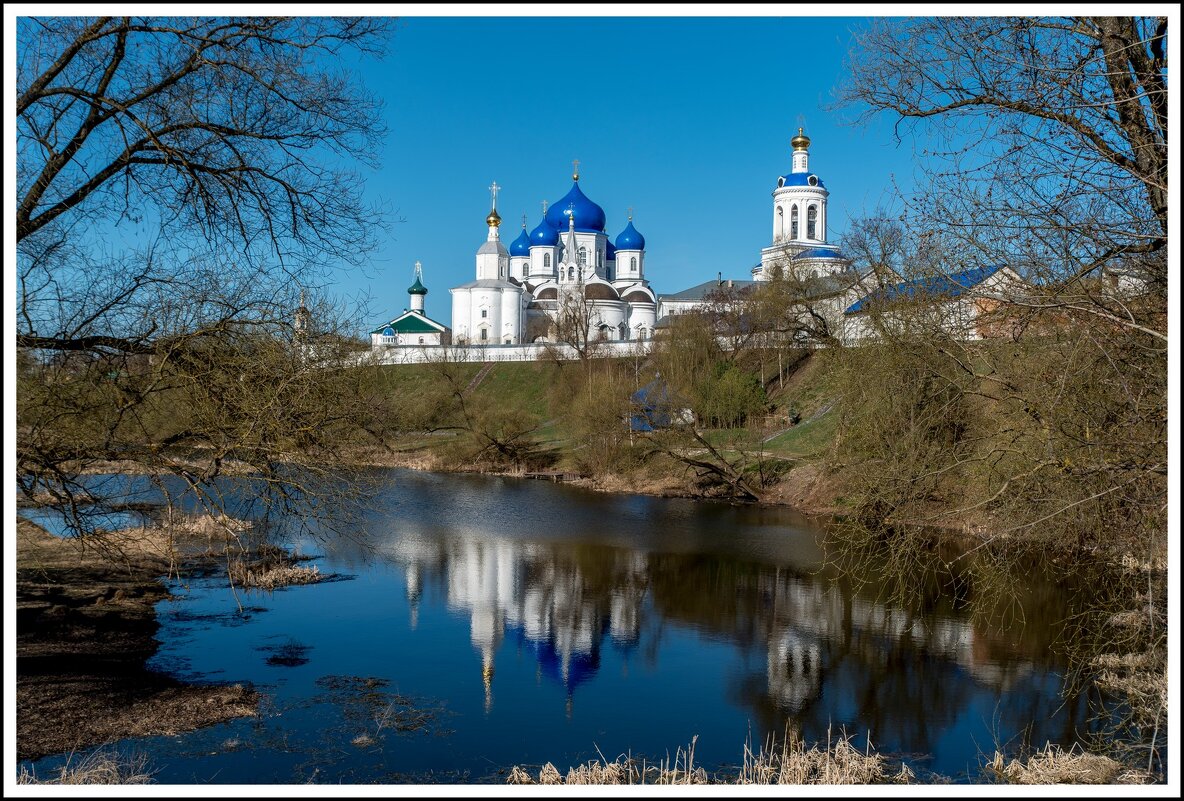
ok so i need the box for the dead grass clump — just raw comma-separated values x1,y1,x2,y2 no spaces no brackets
230,561,322,590
989,743,1154,784
737,730,894,785
16,749,154,785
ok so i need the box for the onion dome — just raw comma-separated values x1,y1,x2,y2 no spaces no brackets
486,208,502,227
545,181,606,233
408,274,427,295
529,215,559,247
614,219,645,251
509,225,531,257
791,126,811,152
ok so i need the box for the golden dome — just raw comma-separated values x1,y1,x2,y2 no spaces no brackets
486,208,502,227
791,126,811,152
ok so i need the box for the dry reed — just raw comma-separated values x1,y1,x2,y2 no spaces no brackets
16,749,154,785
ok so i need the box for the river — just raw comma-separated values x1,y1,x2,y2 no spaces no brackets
21,467,1099,783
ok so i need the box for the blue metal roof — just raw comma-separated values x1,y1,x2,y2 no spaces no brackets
779,172,826,188
545,181,607,233
845,265,1006,314
614,219,645,251
792,246,845,260
509,226,532,257
529,215,559,247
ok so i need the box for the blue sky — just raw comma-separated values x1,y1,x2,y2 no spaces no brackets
322,15,922,328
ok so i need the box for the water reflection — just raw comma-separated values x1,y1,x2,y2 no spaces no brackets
23,469,1093,780
341,469,1083,767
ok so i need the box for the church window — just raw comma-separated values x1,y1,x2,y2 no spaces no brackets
481,309,487,318
544,253,551,268
807,206,817,239
630,257,637,271
568,266,574,281
776,206,784,239
790,206,799,239
638,327,647,341
480,329,487,341
418,337,424,344
579,247,587,266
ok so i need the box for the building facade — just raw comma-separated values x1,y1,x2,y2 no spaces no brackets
449,173,658,346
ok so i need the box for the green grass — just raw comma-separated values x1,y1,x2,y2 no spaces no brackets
762,410,838,458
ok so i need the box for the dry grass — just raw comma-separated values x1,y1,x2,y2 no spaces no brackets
988,743,1155,785
16,749,155,784
508,733,902,785
736,730,905,784
229,561,322,590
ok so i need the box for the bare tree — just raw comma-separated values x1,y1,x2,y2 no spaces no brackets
838,16,1167,323
16,16,392,540
832,16,1167,767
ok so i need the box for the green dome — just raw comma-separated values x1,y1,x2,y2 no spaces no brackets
408,276,428,295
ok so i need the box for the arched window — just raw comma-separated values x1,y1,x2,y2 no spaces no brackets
638,327,647,341
790,206,799,239
543,252,551,268
567,266,574,281
776,206,784,239
383,327,394,337
597,250,603,268
807,206,817,240
578,247,587,266
630,257,637,271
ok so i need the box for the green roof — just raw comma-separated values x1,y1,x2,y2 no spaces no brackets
372,312,445,335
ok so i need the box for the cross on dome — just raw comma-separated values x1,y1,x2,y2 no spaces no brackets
572,159,580,181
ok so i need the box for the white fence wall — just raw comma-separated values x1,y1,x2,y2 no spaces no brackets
363,339,654,366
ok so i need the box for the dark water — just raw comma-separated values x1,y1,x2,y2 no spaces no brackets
22,468,1097,783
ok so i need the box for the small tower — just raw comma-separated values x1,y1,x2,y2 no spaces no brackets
528,200,560,280
560,211,581,284
293,287,311,342
475,181,510,280
408,260,427,314
613,209,646,284
791,126,811,174
508,215,531,281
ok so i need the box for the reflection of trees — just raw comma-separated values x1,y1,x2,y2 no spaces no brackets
386,528,1086,757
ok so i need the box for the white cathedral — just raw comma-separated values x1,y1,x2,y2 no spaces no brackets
372,128,854,351
449,165,658,346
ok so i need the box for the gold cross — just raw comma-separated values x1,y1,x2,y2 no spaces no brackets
627,206,634,221
489,181,501,208
572,159,580,180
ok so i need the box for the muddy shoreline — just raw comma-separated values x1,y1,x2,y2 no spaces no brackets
16,518,259,763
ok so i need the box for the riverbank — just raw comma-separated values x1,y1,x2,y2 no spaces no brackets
16,516,263,761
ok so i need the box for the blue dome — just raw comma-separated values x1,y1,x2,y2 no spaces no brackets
545,182,606,233
614,220,645,251
605,241,617,260
778,172,826,189
509,226,532,257
529,216,559,247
